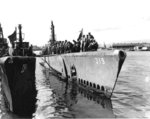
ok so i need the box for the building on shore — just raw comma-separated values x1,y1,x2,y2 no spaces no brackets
112,43,150,51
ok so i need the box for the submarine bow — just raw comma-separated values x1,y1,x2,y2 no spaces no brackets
0,56,37,117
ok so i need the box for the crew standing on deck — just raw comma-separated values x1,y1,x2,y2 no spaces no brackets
43,30,99,55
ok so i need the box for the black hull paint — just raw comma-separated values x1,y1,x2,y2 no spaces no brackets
0,56,37,117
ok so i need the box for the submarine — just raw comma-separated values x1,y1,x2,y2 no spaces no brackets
41,21,126,98
0,24,36,118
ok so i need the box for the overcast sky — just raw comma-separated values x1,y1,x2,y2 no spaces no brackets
1,0,150,46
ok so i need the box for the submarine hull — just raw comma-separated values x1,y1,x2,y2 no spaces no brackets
0,56,37,117
42,50,126,98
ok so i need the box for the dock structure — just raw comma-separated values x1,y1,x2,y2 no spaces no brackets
112,43,150,51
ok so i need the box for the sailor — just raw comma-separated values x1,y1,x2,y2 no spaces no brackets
88,32,94,40
88,39,98,51
56,42,59,54
67,41,72,53
54,43,57,54
81,35,85,51
93,40,99,50
60,41,64,54
58,41,62,54
77,40,81,52
72,40,77,52
28,45,33,56
57,41,60,54
64,40,68,53
45,31,98,54
51,44,54,54
70,41,74,53
84,35,90,51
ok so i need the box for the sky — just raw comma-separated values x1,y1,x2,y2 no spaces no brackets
1,0,150,46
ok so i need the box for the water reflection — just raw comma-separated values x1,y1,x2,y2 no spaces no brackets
34,66,115,118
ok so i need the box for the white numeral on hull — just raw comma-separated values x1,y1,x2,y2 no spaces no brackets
95,58,105,64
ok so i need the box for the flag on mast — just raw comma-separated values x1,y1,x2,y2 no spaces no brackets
8,28,17,44
77,28,83,41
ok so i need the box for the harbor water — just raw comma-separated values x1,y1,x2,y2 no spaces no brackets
1,51,150,118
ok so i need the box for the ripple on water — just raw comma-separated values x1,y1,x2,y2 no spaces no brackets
1,53,150,118
33,58,116,118
112,51,150,118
